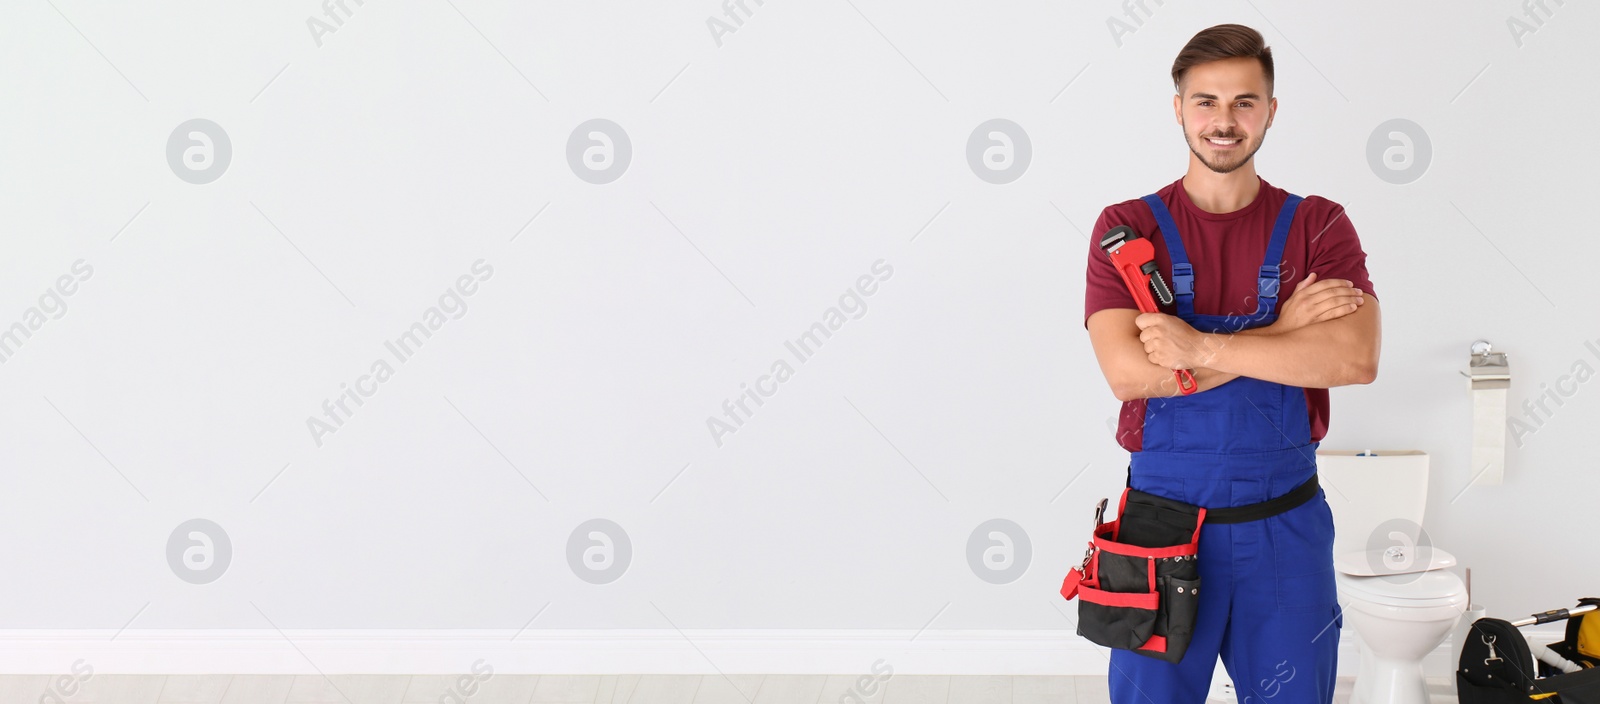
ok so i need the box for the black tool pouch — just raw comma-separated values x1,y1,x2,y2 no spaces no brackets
1060,487,1204,663
1059,472,1321,663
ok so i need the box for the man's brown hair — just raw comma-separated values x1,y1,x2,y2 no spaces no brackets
1171,24,1274,96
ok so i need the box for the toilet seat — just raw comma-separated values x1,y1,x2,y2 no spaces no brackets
1336,569,1465,607
1334,545,1456,576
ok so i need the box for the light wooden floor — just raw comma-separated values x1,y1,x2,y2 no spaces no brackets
0,673,1459,703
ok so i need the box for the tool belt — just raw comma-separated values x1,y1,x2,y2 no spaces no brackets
1059,472,1320,662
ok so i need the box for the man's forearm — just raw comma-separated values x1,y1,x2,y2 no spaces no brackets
1124,326,1277,399
1194,313,1376,389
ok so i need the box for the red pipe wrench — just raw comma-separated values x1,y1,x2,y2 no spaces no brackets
1098,225,1197,395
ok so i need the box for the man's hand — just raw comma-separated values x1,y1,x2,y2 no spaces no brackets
1268,272,1365,334
1088,309,1251,401
1134,312,1213,370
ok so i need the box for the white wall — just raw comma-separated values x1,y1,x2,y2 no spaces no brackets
0,0,1595,668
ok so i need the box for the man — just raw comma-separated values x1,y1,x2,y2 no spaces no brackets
1082,24,1381,704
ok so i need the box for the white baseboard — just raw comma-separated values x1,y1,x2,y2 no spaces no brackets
0,627,1560,676
0,629,1091,675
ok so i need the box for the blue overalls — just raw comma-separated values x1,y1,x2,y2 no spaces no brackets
1106,191,1343,704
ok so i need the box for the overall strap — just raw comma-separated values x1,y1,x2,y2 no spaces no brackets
1139,194,1193,317
1254,193,1303,317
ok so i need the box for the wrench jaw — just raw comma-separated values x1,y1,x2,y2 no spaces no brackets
1145,262,1175,308
1098,225,1135,255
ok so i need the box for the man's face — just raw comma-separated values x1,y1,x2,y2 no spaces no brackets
1173,57,1276,174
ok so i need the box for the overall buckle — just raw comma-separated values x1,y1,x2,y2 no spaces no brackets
1257,264,1281,300
1171,263,1194,296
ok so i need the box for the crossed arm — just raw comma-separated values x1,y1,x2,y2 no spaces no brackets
1087,296,1381,402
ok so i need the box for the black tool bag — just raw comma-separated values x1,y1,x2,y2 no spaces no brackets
1458,599,1600,703
1059,471,1321,663
1059,487,1204,662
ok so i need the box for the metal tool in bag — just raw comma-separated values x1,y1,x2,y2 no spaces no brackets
1458,598,1600,703
1099,225,1197,395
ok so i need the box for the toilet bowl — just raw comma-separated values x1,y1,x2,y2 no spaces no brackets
1335,549,1467,704
1323,450,1467,704
1206,450,1468,704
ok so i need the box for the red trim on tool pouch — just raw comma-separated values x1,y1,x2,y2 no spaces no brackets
1093,524,1199,558
1077,584,1159,609
1114,488,1130,542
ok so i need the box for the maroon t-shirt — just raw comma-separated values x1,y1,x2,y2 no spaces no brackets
1084,176,1377,453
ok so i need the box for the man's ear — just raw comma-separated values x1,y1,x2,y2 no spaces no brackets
1266,96,1277,129
1173,93,1182,125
